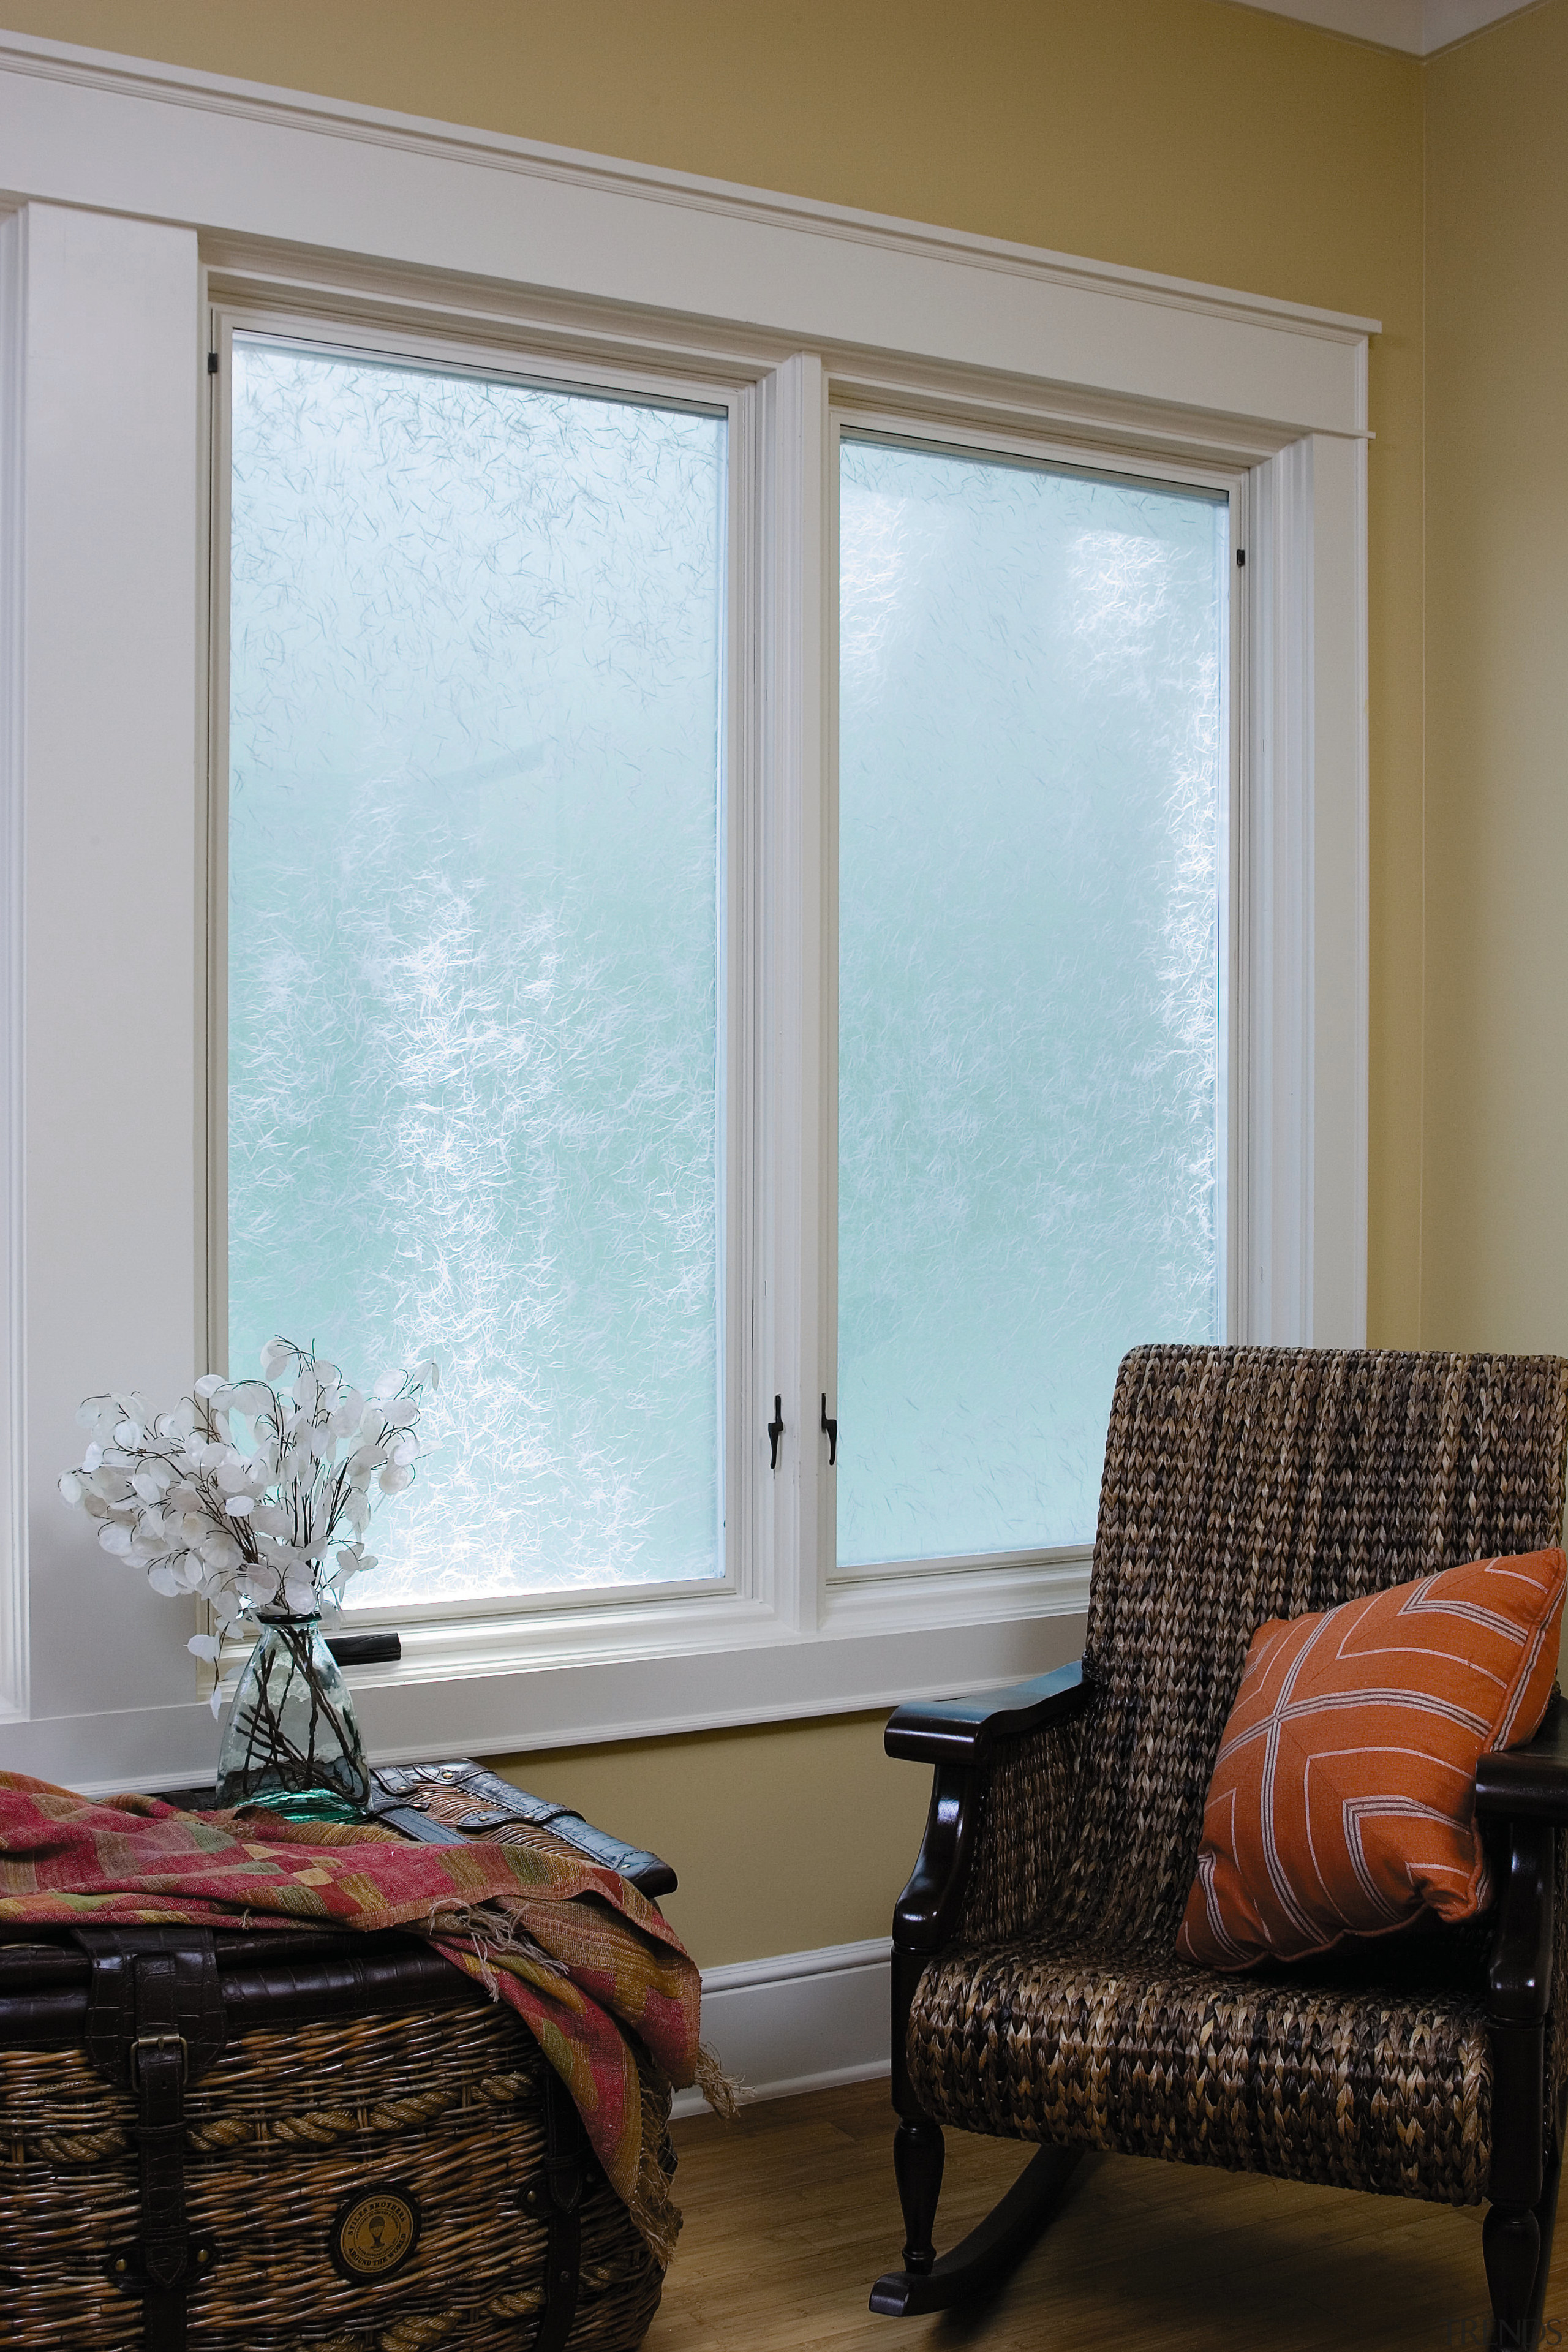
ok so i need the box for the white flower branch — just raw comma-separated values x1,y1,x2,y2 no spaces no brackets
59,1339,438,1714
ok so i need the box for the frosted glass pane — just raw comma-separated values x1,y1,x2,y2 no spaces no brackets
228,341,726,1602
838,438,1226,1565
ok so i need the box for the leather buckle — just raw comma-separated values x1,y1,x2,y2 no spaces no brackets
131,2031,187,2089
105,2234,220,2294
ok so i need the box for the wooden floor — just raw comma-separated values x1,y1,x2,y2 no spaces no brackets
645,2077,1563,2351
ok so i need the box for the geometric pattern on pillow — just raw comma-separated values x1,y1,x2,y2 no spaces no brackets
1177,1548,1567,1972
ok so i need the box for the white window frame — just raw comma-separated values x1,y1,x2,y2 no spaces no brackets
823,407,1246,1601
0,27,1370,1790
206,308,757,1637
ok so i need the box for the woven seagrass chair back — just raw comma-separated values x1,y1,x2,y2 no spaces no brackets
1056,1344,1568,1951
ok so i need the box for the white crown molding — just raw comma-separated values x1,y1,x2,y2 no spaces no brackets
1232,0,1537,53
0,26,1376,349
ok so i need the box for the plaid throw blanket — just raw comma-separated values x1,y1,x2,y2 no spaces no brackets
0,1773,718,2257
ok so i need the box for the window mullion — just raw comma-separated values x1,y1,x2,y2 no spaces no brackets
755,353,830,1636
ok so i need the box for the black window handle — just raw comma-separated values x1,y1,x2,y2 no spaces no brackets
820,1393,837,1467
325,1630,402,1667
768,1396,785,1471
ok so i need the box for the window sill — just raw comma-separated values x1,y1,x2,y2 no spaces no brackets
350,1587,1090,1762
303,1553,1087,1751
34,1567,1091,1797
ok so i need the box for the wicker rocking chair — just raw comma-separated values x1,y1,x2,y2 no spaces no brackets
874,1345,1568,2351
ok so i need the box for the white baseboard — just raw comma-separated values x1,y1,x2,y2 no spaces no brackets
673,1935,892,2119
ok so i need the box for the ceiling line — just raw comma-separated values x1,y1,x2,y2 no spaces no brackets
1225,0,1538,56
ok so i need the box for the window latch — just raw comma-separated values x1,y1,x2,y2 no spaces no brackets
820,1393,837,1468
768,1396,785,1471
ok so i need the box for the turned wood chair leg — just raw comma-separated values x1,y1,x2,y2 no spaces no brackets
892,2118,945,2275
1487,1948,1554,2352
872,2138,1085,2318
1525,2120,1566,2351
1486,2204,1542,2352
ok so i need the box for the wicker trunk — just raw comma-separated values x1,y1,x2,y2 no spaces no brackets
0,1921,671,2352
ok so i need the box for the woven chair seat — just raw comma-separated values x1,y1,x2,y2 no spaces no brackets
908,1926,1496,2206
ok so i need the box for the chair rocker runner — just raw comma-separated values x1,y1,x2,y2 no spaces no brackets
872,1345,1568,2352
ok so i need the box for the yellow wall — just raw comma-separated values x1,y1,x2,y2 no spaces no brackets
491,1715,929,1968
0,0,1434,1962
1421,2,1568,1353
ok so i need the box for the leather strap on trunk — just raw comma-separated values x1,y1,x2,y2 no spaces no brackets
532,2065,585,2352
74,1928,589,2351
77,1928,226,2351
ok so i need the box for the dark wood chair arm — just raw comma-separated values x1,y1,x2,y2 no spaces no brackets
1477,1696,1564,2034
886,1662,1089,2159
884,1660,1088,1769
1476,1692,1568,1826
893,1767,976,1955
888,1663,1087,1959
1483,1807,1557,2217
1487,1817,1556,2026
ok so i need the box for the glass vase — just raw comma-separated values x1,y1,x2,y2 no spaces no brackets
215,1609,371,1820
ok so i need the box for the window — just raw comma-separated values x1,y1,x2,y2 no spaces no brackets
224,336,730,1605
0,43,1370,1778
219,334,1239,1626
834,432,1231,1571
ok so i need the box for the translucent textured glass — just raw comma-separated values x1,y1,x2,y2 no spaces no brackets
228,341,726,1602
838,439,1227,1565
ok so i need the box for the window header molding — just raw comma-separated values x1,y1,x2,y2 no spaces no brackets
0,29,1375,442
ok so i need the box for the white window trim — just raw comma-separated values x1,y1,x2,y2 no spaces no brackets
205,309,758,1637
0,204,26,1729
0,29,1371,1791
820,406,1248,1602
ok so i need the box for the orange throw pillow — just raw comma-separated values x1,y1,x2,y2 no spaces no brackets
1178,1548,1567,1972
